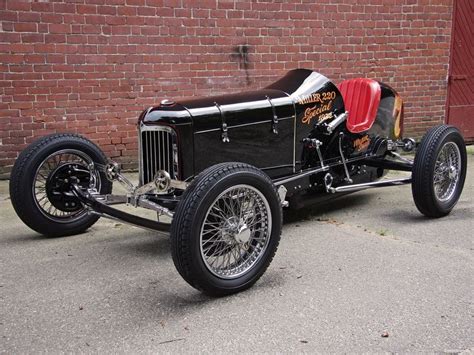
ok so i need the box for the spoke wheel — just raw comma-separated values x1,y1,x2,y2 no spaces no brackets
9,133,112,237
433,142,461,202
200,185,272,279
412,125,467,218
171,163,282,297
33,149,100,223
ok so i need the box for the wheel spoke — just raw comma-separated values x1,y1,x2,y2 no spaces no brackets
208,210,227,221
232,245,241,264
223,192,237,217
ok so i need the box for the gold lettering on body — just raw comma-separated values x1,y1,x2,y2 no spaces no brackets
353,135,371,151
318,112,333,123
297,90,336,105
298,90,337,125
302,100,333,125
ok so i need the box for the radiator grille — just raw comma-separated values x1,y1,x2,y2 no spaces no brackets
140,128,177,185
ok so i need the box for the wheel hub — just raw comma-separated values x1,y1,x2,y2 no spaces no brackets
448,165,457,180
235,224,251,244
433,141,461,202
222,217,252,244
46,163,91,212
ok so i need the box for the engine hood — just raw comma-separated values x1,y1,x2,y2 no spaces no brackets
140,69,343,131
140,88,293,130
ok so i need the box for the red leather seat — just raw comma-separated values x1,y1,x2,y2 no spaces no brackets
337,78,381,133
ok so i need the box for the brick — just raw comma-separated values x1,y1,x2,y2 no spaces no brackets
53,3,77,14
21,34,45,43
31,2,53,12
14,23,37,33
49,24,71,34
6,2,31,11
41,13,64,24
20,12,42,23
77,4,98,14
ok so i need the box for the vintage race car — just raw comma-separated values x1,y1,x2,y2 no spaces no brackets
10,69,467,296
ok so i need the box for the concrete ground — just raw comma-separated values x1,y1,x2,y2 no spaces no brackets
0,155,473,353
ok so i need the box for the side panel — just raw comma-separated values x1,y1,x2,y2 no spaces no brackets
266,70,347,171
193,117,294,178
185,89,296,179
292,80,345,170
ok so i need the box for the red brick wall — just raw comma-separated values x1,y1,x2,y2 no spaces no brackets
0,0,453,178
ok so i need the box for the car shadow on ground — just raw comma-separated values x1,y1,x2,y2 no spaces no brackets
0,229,89,244
283,192,374,224
385,205,473,224
1,192,382,253
108,233,171,258
125,267,287,321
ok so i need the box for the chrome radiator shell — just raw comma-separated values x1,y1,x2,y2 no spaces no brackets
138,124,179,186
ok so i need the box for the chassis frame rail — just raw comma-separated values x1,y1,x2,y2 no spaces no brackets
361,157,413,172
72,185,171,234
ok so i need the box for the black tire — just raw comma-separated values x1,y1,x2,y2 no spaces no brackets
9,133,112,237
170,162,282,297
412,125,467,217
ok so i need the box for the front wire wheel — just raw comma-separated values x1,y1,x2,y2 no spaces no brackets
10,133,112,237
200,185,272,279
33,149,101,223
171,163,282,297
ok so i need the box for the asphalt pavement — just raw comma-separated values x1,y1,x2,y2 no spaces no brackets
0,155,473,353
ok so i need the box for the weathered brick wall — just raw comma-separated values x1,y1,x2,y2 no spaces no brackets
0,0,453,178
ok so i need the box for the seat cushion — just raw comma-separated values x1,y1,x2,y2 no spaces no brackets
337,78,381,133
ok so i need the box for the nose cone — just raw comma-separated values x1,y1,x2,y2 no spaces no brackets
141,102,192,125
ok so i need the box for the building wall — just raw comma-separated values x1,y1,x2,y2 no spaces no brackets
0,0,453,177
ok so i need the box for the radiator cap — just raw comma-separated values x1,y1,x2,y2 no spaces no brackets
160,99,175,106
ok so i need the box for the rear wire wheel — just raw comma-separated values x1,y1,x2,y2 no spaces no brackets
412,125,467,217
170,163,282,296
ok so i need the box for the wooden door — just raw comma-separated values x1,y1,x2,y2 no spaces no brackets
447,0,474,142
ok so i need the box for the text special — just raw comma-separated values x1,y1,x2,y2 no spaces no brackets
302,101,333,125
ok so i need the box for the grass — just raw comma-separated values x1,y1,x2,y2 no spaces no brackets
377,229,388,236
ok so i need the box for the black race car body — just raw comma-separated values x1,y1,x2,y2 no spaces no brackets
138,69,403,202
141,69,401,179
